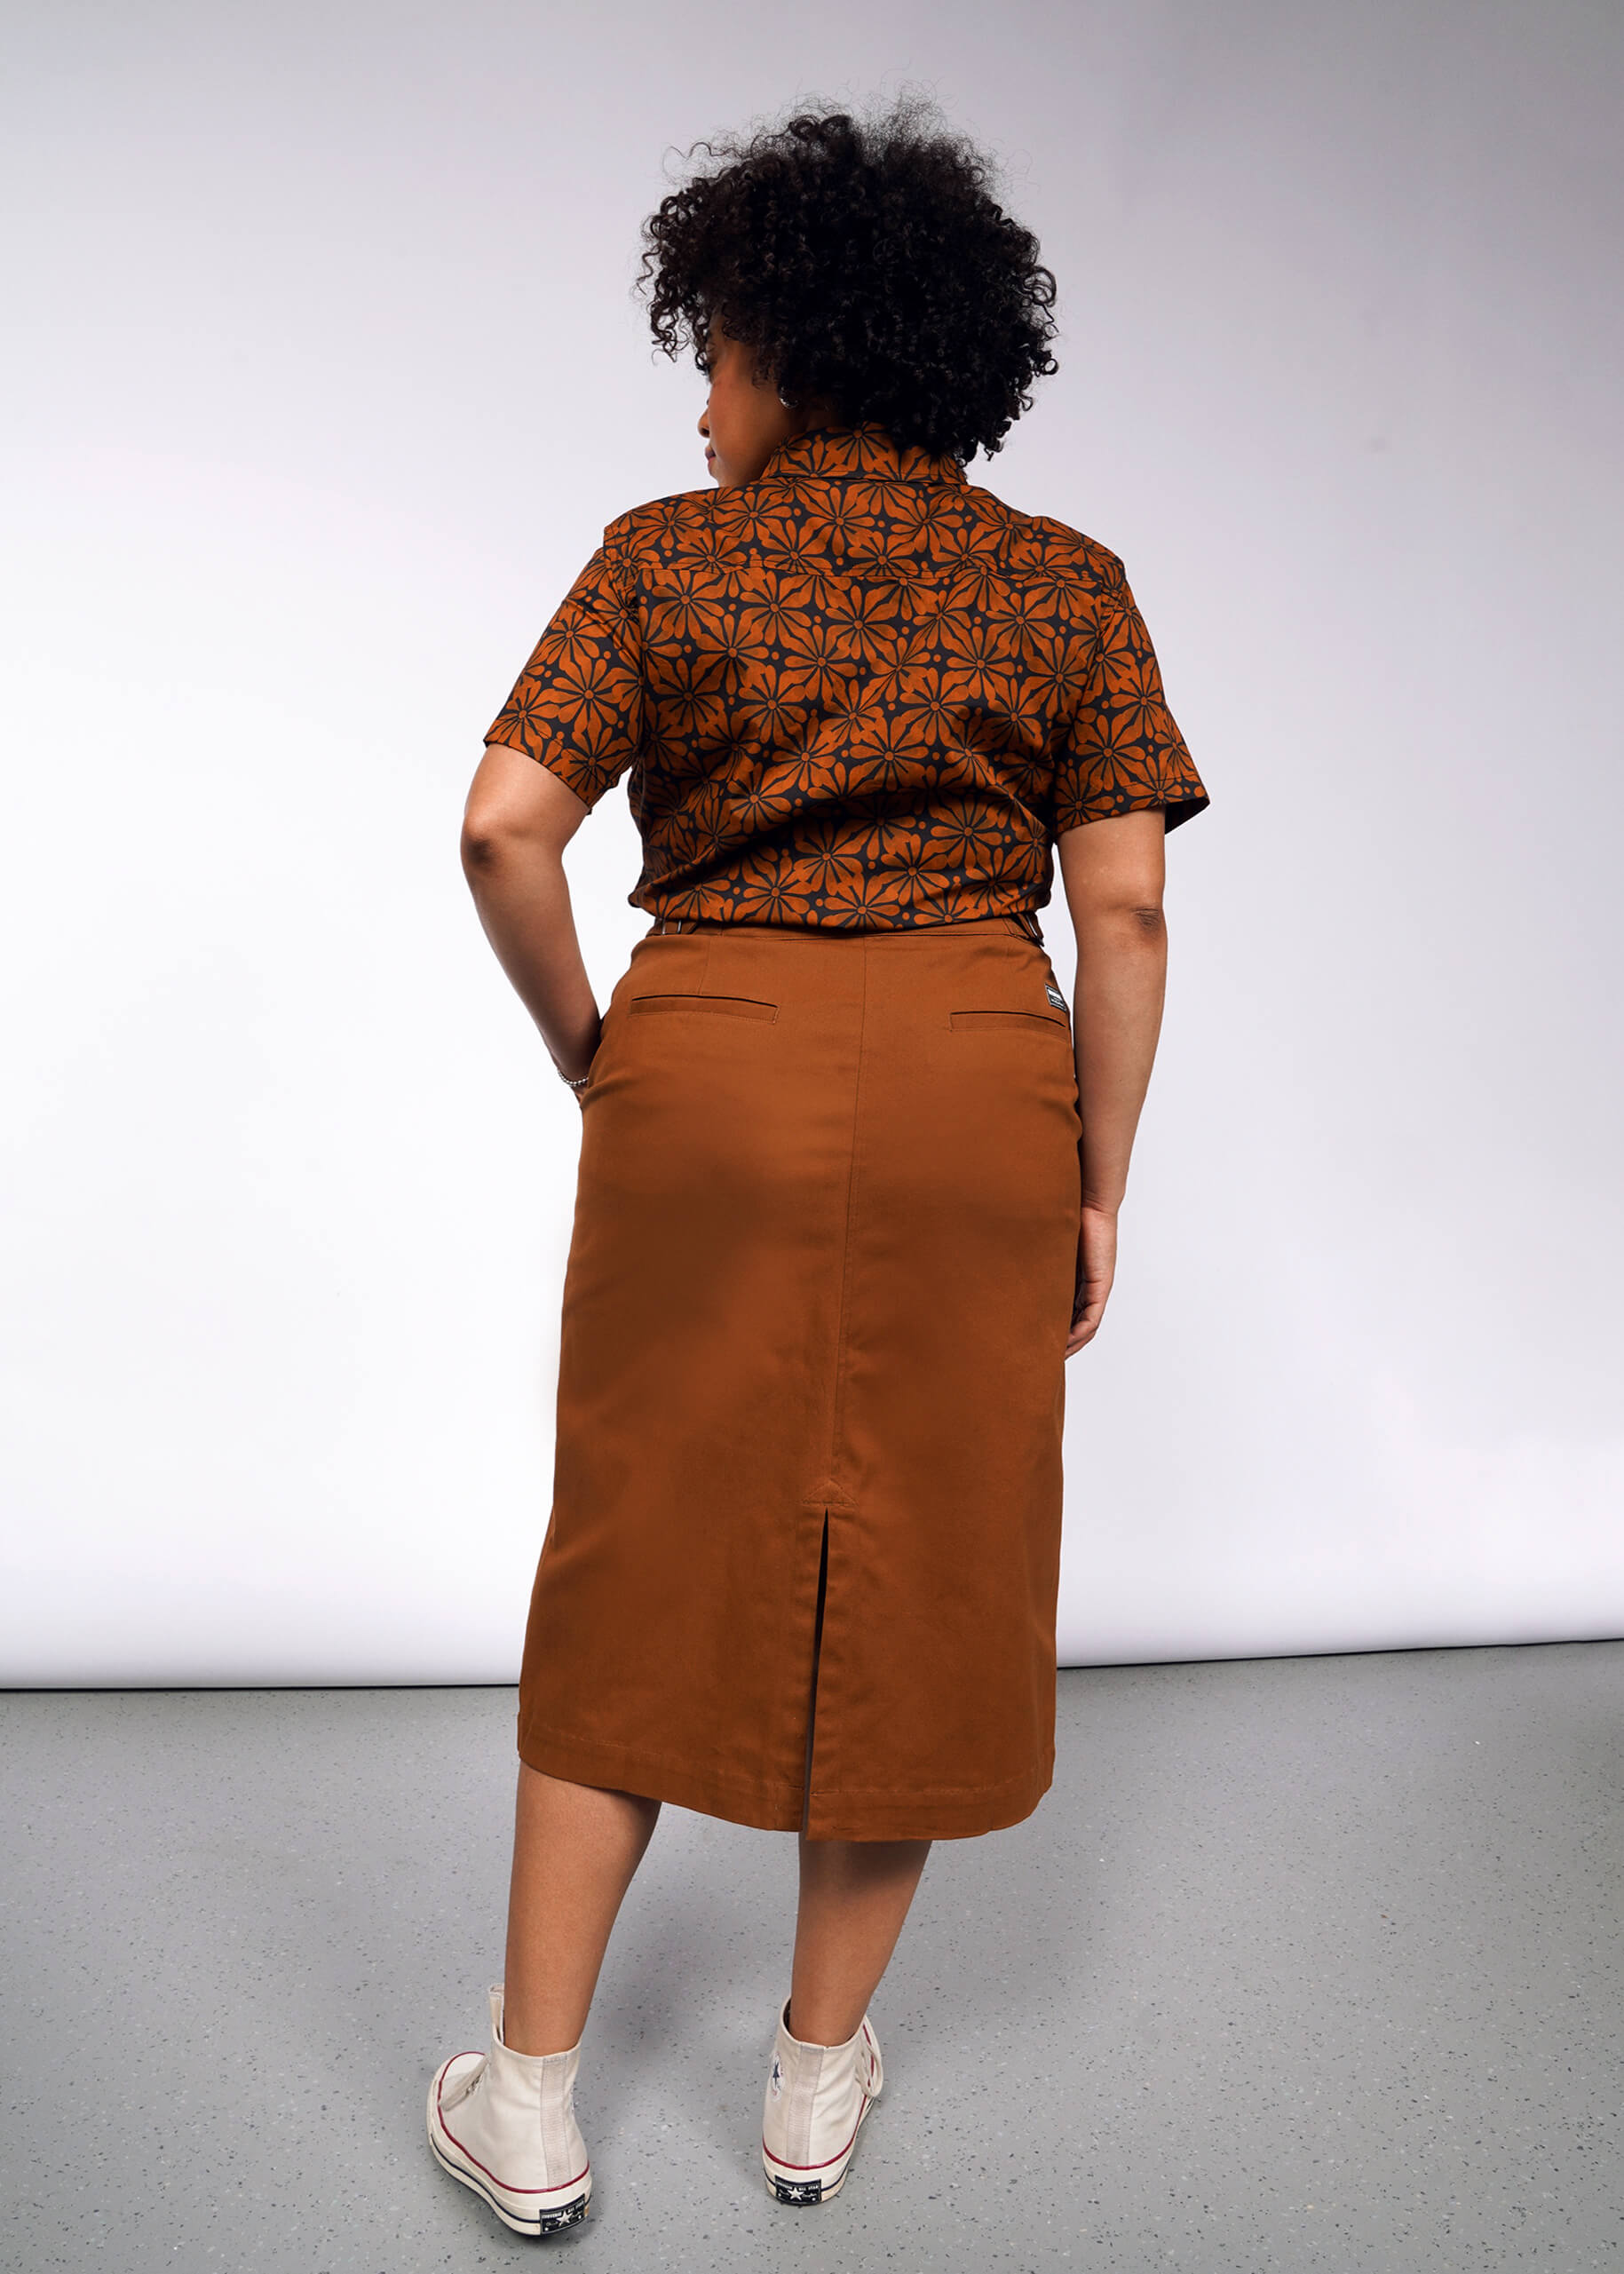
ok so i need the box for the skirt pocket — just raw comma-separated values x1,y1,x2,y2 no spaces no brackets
947,1010,1068,1035
631,994,779,1023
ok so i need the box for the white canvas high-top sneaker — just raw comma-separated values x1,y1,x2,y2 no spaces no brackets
426,1986,591,2236
760,1995,883,2204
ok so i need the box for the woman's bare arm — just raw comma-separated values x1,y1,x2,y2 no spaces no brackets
1057,809,1169,1354
461,743,601,1092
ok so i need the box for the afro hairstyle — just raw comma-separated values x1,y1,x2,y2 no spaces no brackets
638,97,1059,463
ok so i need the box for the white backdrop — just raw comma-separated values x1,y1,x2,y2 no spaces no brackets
4,0,1620,1684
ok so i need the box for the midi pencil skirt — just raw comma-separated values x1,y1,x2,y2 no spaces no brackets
516,913,1084,1842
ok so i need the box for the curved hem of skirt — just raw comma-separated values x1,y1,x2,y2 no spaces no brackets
516,1723,1055,1842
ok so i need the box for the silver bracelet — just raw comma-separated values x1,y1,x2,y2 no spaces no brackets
558,1068,590,1090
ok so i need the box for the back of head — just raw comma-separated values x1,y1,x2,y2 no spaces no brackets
639,96,1059,464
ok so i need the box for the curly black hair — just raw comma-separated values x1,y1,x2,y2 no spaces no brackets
638,98,1058,463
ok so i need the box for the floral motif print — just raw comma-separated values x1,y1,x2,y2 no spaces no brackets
487,424,1208,929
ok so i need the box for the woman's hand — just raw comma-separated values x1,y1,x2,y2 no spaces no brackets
1066,1203,1118,1354
566,1031,601,1111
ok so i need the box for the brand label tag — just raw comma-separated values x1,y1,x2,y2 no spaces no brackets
1044,982,1067,1010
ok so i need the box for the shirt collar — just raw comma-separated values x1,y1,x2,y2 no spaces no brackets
758,422,966,486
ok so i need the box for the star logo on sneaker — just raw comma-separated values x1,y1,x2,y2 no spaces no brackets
769,2055,784,2099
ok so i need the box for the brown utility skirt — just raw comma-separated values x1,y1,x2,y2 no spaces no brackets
516,913,1082,1841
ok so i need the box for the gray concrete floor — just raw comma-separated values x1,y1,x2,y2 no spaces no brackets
3,1645,1621,2271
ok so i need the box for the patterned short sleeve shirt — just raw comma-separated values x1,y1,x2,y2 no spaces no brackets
486,424,1208,930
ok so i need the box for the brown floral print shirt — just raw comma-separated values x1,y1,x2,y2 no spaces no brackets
486,424,1207,929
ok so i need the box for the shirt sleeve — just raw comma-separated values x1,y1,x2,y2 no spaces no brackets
484,538,646,810
1052,567,1208,834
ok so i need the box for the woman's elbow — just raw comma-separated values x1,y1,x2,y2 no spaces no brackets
460,813,509,878
459,805,553,882
1072,896,1166,948
461,751,586,877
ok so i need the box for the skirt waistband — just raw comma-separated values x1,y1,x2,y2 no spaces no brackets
647,910,1045,945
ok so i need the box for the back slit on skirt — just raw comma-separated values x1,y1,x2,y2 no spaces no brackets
801,1514,830,1834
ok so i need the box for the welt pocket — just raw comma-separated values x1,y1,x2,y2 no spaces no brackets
949,1010,1069,1034
630,994,778,1023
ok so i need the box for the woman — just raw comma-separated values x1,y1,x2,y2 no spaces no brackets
427,100,1207,2235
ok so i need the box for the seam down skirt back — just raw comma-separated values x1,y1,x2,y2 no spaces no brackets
516,914,1084,1841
